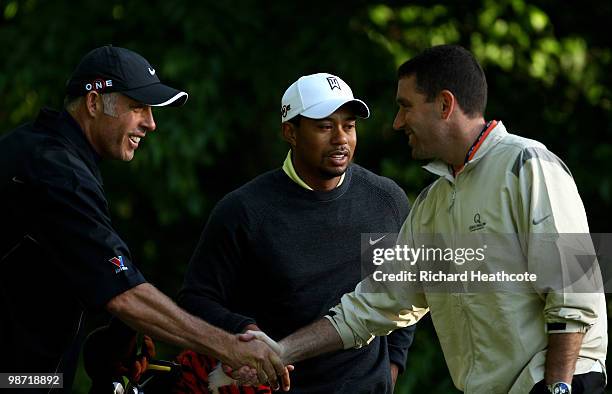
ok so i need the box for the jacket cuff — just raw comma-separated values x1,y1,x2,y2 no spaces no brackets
324,313,360,349
545,320,590,334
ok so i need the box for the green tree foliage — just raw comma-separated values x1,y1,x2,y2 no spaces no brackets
1,1,610,392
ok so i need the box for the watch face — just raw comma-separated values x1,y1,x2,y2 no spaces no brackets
550,382,571,394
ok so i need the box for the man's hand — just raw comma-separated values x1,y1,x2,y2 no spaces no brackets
240,329,283,355
218,324,263,387
224,333,289,391
226,328,293,390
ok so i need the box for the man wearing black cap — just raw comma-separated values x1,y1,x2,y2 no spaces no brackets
0,46,288,392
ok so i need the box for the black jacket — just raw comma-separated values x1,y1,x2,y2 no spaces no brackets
0,108,145,391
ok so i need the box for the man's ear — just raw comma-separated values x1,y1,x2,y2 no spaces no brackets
439,89,456,120
281,122,297,149
84,91,101,117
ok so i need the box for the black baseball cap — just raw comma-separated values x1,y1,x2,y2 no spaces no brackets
65,45,188,107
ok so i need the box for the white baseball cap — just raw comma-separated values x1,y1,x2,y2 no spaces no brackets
281,73,370,122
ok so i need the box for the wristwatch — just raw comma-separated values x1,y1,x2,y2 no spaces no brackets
547,382,571,394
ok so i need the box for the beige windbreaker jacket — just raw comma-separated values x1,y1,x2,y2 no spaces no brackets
325,121,607,393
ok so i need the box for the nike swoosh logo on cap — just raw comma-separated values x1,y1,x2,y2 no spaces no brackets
369,234,387,245
148,67,156,76
12,176,25,184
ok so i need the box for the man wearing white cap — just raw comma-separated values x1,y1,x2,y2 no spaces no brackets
179,73,416,393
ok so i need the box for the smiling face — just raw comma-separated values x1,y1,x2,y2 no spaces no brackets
393,75,449,161
283,104,357,190
88,93,156,161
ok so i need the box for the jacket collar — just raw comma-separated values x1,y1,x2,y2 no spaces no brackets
423,121,508,182
34,107,103,182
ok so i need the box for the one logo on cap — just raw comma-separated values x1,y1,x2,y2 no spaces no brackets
326,77,341,90
281,104,291,118
85,79,113,92
109,255,128,274
148,67,156,76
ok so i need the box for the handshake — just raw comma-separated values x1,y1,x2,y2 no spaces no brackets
84,316,339,392
218,328,294,392
213,318,340,392
84,323,295,392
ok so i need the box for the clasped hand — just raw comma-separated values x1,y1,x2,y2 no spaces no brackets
221,330,293,391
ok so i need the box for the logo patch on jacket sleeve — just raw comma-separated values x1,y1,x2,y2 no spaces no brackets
109,256,128,273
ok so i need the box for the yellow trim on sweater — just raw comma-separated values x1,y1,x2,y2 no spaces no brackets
282,150,345,190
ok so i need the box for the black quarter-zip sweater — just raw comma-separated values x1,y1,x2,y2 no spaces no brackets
179,164,416,394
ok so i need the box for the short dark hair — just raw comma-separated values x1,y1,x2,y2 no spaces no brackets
397,45,487,118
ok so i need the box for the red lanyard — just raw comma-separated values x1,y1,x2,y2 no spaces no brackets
453,120,497,177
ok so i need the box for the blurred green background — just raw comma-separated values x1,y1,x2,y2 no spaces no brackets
1,0,611,392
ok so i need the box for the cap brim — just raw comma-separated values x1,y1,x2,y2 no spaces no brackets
122,83,188,107
300,98,370,120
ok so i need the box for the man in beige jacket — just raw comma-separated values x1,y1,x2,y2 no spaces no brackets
241,45,607,394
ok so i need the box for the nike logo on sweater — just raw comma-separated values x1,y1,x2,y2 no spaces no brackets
369,234,387,245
